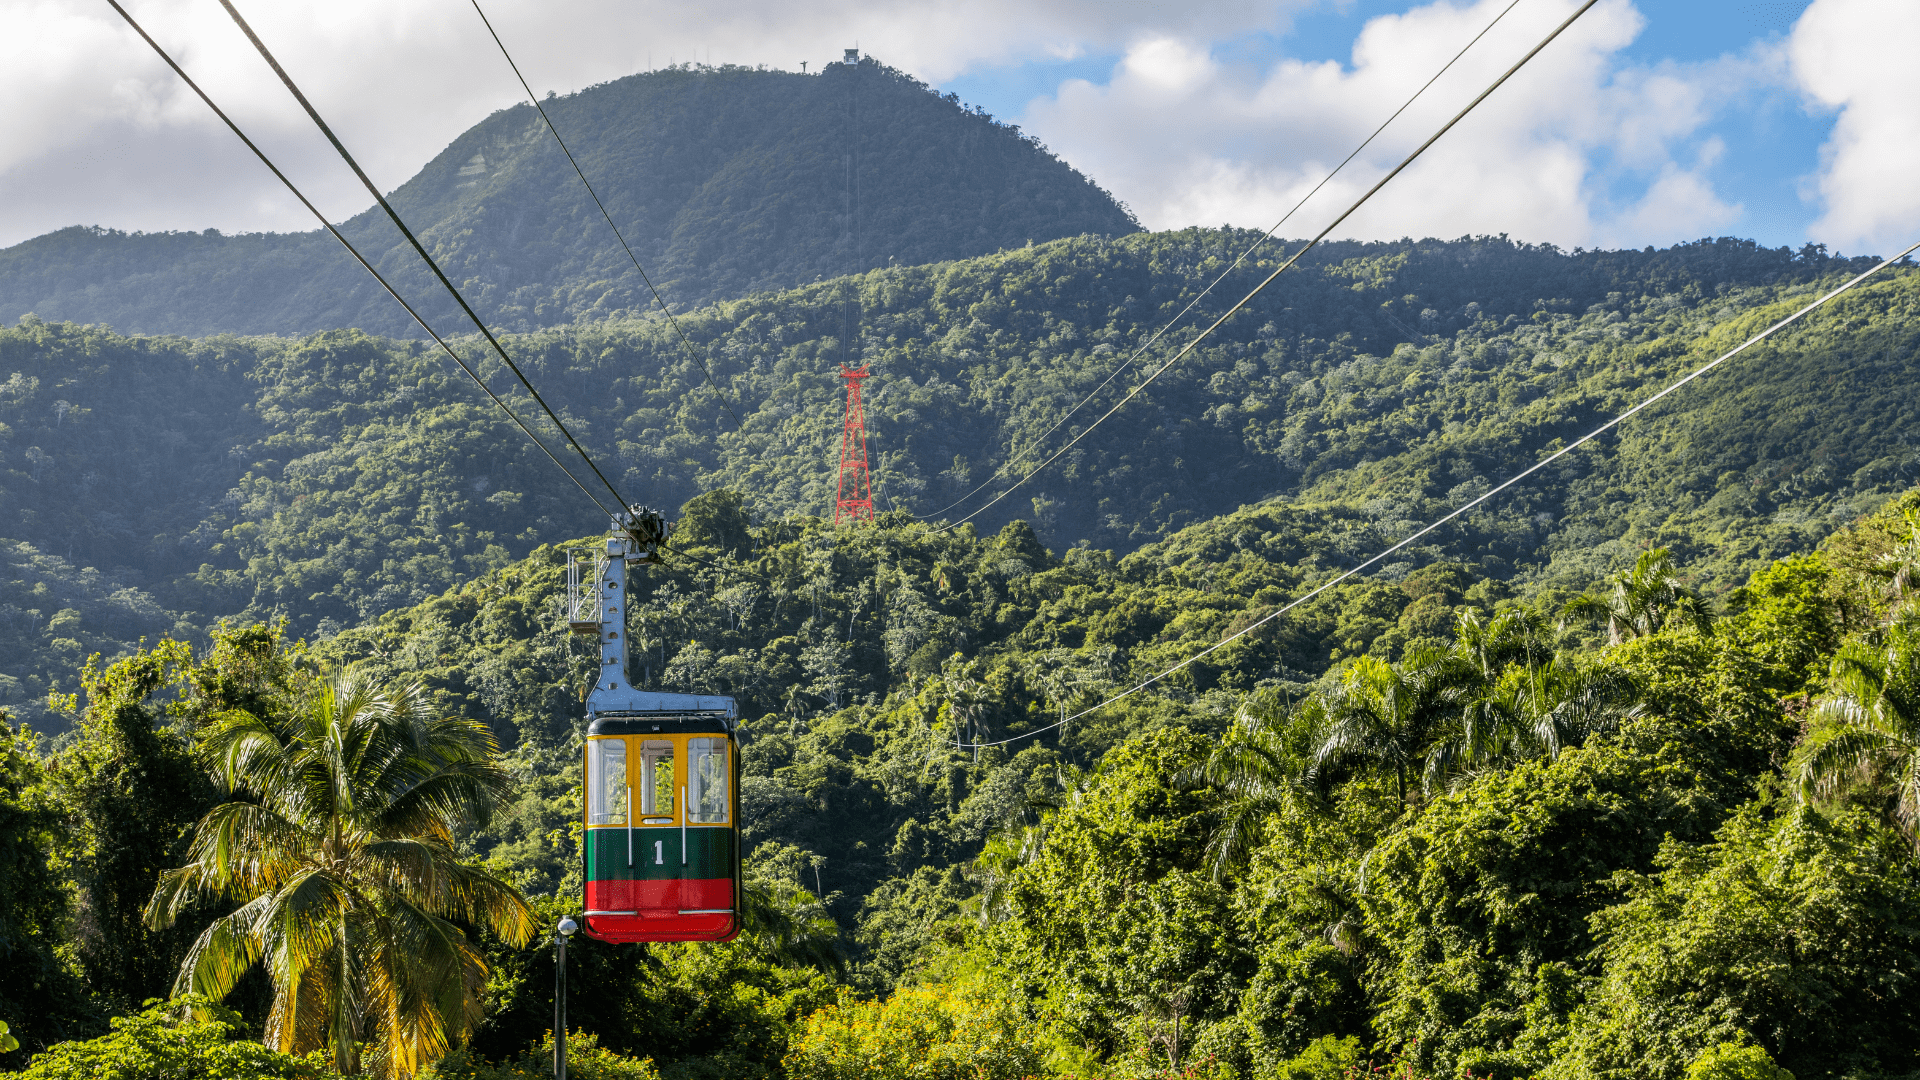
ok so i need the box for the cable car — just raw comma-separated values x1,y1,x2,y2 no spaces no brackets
572,511,741,943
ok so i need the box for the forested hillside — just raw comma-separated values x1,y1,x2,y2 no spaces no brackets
0,57,1136,338
9,480,1920,1079
0,231,1911,733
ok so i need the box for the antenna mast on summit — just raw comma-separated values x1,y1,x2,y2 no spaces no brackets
833,366,874,523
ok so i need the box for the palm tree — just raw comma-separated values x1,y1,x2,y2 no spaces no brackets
1423,656,1641,791
145,667,534,1078
1878,509,1920,621
941,658,991,759
1452,606,1556,680
739,875,844,974
1796,628,1920,837
1189,688,1325,878
970,820,1049,928
1561,547,1712,645
971,764,1088,922
1314,648,1467,807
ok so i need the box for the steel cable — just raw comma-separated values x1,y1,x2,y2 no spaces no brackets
958,238,1920,750
215,0,634,513
102,0,616,520
920,0,1525,522
469,0,745,431
938,0,1601,533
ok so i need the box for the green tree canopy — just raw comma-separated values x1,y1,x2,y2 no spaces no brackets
147,667,535,1077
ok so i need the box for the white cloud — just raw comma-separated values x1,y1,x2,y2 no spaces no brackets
1791,0,1920,257
0,0,1867,254
1024,0,1746,248
1610,146,1740,242
0,0,1310,246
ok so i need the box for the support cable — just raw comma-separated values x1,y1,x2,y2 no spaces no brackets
938,0,1600,533
215,0,633,512
920,0,1524,522
101,0,615,520
957,238,1920,750
469,0,744,430
659,542,773,584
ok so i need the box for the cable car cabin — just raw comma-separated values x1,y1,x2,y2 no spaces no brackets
572,527,742,944
583,715,739,942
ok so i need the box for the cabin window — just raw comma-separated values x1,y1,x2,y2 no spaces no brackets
688,738,728,823
641,741,675,816
587,739,627,825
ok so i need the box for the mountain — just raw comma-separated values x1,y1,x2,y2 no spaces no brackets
0,230,1911,737
0,58,1138,339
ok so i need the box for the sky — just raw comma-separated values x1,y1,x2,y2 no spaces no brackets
0,0,1910,257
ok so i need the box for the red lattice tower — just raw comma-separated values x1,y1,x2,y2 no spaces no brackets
833,366,874,523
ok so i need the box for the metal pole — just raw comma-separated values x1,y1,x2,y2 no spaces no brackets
555,917,577,1080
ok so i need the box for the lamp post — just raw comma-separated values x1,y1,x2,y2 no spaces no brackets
555,916,577,1080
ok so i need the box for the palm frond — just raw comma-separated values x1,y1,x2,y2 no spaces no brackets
1203,796,1279,880
365,899,483,1077
258,868,351,1004
360,837,452,903
1796,727,1899,803
1559,593,1611,626
194,801,313,894
324,927,366,1078
146,865,205,931
373,758,512,840
199,709,292,796
171,895,271,1002
359,840,535,945
269,961,338,1060
1193,733,1289,796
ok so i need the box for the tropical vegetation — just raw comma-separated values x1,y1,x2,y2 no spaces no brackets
147,666,535,1076
7,480,1920,1078
2,75,1919,1078
3,230,1912,737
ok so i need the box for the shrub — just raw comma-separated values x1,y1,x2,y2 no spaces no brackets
15,999,339,1080
1685,1044,1793,1080
1276,1035,1364,1080
783,982,1046,1080
421,1031,660,1080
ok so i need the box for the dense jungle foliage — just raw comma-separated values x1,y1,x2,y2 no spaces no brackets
0,58,1136,338
0,229,1913,735
8,482,1920,1080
